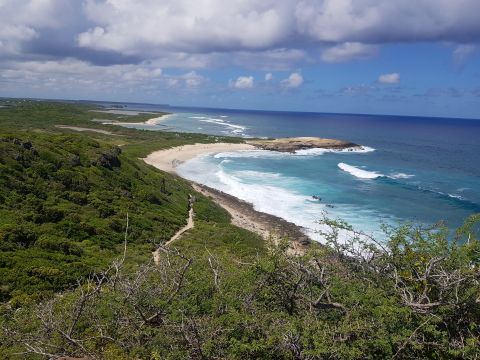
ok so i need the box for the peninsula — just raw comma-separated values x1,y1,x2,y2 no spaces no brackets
247,136,359,152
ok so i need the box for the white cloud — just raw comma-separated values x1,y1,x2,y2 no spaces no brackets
180,71,206,88
0,25,37,55
1,0,480,71
281,72,304,88
122,67,162,81
378,72,400,84
79,0,294,54
231,76,255,89
0,58,207,96
453,44,477,65
231,48,308,70
321,42,378,63
265,72,273,81
2,0,480,98
295,0,480,44
75,1,480,58
0,0,83,56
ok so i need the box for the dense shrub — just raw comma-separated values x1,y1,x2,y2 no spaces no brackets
2,218,478,359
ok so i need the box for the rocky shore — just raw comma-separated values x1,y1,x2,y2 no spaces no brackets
192,183,311,254
247,137,359,152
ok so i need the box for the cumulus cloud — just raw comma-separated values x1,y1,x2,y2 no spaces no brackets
231,76,255,89
1,0,480,99
77,0,480,57
78,0,294,54
378,73,400,84
180,71,206,88
2,0,480,68
265,72,273,81
295,0,480,43
281,72,304,88
320,42,378,63
0,58,208,97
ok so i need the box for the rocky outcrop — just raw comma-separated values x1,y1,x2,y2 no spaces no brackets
247,137,359,153
94,147,122,169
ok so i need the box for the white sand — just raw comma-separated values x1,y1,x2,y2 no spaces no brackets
100,113,172,126
143,142,255,174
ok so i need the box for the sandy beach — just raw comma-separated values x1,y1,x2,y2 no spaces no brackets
144,143,310,253
98,113,173,127
143,142,255,173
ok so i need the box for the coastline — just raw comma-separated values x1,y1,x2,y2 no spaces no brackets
192,182,310,253
143,142,255,173
143,143,311,251
99,113,173,126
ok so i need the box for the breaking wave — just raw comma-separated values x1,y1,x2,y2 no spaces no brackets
338,163,384,179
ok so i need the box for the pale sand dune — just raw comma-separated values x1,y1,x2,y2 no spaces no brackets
143,142,255,174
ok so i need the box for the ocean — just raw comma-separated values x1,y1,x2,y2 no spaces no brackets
106,102,480,241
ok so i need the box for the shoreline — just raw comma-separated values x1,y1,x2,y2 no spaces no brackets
143,142,255,173
192,182,310,253
143,143,312,251
98,113,173,127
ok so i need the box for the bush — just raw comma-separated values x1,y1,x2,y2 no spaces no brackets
35,235,83,256
0,225,37,249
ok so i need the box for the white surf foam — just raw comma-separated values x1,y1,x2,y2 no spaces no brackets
214,150,285,159
215,146,375,159
338,162,384,179
389,172,415,179
200,118,225,124
213,168,331,241
233,170,282,180
295,146,375,155
195,117,248,136
177,156,385,244
448,193,464,200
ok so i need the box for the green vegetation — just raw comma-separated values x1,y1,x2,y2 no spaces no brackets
0,100,241,304
1,219,479,359
0,132,193,304
0,100,479,359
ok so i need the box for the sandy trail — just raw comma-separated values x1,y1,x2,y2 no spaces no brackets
55,125,121,136
153,196,195,264
165,206,194,247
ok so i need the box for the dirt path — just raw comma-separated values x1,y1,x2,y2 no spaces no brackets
55,125,122,136
165,206,194,246
153,196,195,264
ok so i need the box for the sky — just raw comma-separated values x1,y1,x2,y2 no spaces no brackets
0,0,479,119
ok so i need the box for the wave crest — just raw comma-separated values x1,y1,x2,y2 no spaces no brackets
338,162,384,179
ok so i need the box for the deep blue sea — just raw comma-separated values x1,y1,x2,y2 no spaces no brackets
103,102,480,241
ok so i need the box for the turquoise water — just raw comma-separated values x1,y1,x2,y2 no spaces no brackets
106,103,480,241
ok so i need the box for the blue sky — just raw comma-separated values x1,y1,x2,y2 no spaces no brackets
1,1,479,118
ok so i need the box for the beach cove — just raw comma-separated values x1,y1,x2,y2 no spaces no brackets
143,141,312,250
143,138,372,247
